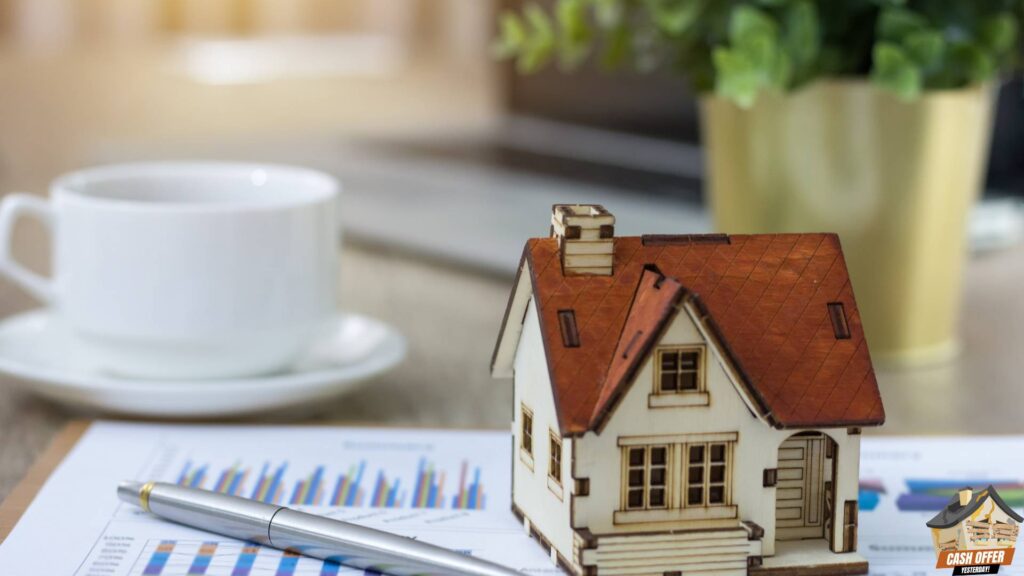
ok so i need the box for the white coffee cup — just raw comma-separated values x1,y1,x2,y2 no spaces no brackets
0,162,340,379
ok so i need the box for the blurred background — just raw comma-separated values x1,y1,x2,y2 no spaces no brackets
0,0,1021,270
0,0,1023,495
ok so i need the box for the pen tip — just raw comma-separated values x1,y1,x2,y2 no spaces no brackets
117,480,144,504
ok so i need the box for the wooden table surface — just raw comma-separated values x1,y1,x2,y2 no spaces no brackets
2,237,1023,506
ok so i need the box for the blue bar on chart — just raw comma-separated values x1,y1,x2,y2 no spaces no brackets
370,470,403,508
275,550,301,576
251,462,289,504
451,461,486,510
212,463,249,496
186,541,218,575
412,459,445,509
858,479,885,511
142,540,175,575
319,558,342,576
176,462,208,489
230,543,261,576
290,466,325,506
330,461,366,507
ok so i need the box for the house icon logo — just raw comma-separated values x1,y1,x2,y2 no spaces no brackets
927,486,1022,574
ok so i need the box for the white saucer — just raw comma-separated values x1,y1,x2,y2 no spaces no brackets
0,309,406,417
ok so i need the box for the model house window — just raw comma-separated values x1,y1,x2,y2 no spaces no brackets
827,302,851,339
657,348,702,393
624,445,669,510
686,442,730,506
521,405,533,456
557,309,581,348
549,432,562,484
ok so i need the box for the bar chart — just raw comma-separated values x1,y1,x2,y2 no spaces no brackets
42,425,550,576
133,539,378,576
330,462,366,507
212,464,248,497
411,458,445,509
858,478,885,511
896,479,1024,511
452,461,486,511
368,469,403,508
289,466,326,506
172,457,485,511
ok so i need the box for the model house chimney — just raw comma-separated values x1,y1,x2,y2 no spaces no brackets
959,488,973,506
551,204,615,276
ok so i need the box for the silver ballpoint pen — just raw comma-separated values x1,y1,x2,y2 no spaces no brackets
118,481,522,576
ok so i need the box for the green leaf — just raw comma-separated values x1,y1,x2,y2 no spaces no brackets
493,11,527,59
557,0,589,43
716,4,791,99
872,42,922,99
729,5,781,72
525,3,555,42
729,5,778,46
713,48,763,107
903,30,944,69
646,0,705,36
517,4,556,73
783,1,820,68
742,32,780,72
556,0,593,68
877,7,928,42
980,13,1019,54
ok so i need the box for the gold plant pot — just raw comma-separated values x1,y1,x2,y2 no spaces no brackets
701,80,996,365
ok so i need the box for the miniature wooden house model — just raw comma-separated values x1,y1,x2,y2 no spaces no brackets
491,205,886,576
928,487,1022,554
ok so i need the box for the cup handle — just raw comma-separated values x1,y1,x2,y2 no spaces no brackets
0,193,55,304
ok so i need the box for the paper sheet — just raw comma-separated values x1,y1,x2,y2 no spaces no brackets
0,423,1021,575
0,423,557,576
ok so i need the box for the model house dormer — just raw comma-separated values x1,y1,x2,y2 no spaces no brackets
492,205,885,576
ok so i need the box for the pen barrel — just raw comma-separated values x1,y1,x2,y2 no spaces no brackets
146,483,279,546
132,483,521,576
268,508,522,576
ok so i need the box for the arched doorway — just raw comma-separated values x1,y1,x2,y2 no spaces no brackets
776,432,837,546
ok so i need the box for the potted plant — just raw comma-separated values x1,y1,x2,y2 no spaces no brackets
494,0,1022,365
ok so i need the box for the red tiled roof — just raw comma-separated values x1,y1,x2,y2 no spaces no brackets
513,233,885,435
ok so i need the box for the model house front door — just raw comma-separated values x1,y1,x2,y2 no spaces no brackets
776,433,835,540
